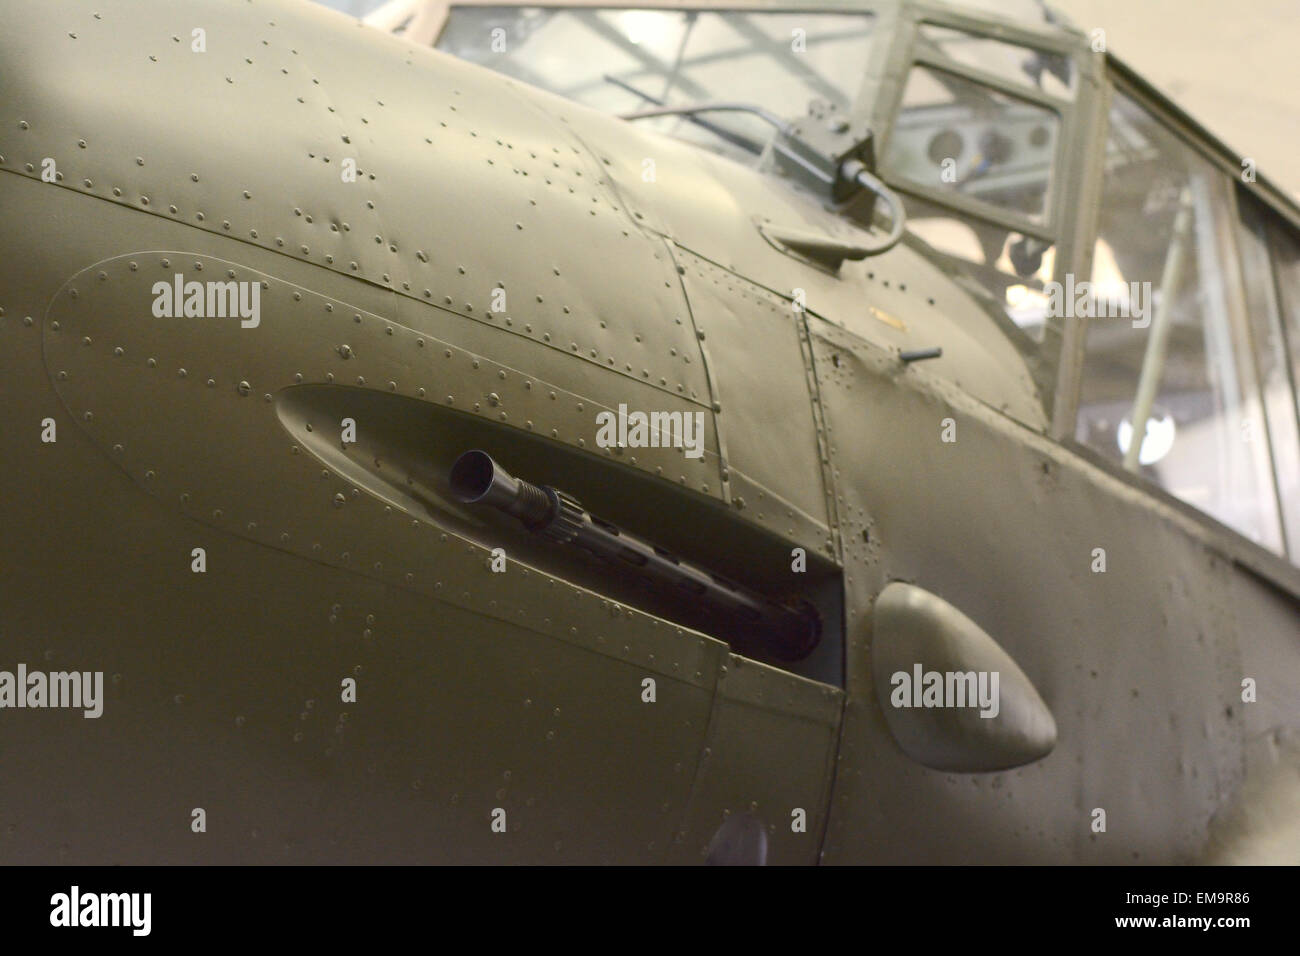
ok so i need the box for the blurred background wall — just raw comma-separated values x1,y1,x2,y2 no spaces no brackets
1050,0,1300,201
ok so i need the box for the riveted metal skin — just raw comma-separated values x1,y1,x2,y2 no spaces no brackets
0,0,711,407
807,317,1294,863
1,0,1298,866
672,248,833,549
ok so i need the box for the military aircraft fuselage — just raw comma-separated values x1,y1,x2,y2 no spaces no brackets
1,0,1297,864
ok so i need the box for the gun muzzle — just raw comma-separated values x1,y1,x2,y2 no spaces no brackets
449,449,555,529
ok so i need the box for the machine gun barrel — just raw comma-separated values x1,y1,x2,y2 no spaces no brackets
448,450,820,660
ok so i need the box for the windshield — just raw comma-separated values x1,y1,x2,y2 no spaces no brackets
436,7,876,166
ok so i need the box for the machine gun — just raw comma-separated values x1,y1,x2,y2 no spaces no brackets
448,450,821,661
